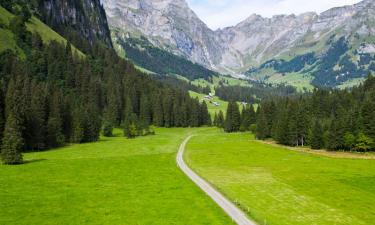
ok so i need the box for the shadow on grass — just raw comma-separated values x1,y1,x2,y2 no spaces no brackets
23,159,47,164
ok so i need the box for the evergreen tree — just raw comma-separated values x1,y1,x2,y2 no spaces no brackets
249,104,257,124
256,106,268,139
140,95,151,127
343,132,356,151
26,81,46,150
1,113,23,164
189,98,200,127
361,96,375,140
46,89,65,147
225,101,241,133
216,111,225,128
213,112,218,127
123,97,139,138
71,108,84,143
240,106,251,132
200,101,211,126
310,120,324,150
152,93,164,127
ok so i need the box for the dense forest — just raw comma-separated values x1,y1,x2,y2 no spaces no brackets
255,75,375,152
216,75,375,152
0,7,211,164
215,83,297,104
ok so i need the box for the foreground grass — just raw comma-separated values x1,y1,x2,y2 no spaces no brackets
185,128,375,225
0,128,233,225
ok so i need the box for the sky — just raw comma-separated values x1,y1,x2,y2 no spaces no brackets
186,0,362,30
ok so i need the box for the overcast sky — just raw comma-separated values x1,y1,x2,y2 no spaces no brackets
186,0,362,30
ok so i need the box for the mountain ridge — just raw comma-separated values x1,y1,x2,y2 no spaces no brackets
103,0,375,87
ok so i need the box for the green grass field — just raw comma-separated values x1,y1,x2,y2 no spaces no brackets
0,128,233,225
185,128,375,225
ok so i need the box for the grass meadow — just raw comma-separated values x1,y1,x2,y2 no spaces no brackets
0,128,233,225
185,128,375,225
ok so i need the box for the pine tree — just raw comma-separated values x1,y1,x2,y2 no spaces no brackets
225,101,241,133
361,96,375,140
310,120,324,150
213,112,218,127
217,110,225,128
189,98,200,127
256,106,268,139
162,91,173,128
152,93,164,127
46,89,65,147
1,113,23,164
249,104,256,124
200,101,211,126
123,97,139,138
71,108,84,143
0,83,5,145
27,81,46,150
240,105,252,132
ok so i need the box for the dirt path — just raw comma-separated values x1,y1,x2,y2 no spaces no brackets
177,135,257,225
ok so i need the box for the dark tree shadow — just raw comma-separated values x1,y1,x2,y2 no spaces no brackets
23,159,47,164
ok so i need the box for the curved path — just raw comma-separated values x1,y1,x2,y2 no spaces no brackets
177,136,257,225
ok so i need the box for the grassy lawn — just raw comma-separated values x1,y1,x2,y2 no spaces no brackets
0,128,233,225
185,128,375,225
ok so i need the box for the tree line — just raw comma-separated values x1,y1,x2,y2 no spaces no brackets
0,14,211,165
255,75,375,152
215,83,297,104
213,102,257,133
214,75,375,152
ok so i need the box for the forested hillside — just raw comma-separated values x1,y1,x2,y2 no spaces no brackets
1,0,113,52
247,37,375,87
0,5,211,165
115,36,218,80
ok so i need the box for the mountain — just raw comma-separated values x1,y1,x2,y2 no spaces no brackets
102,0,223,69
38,0,113,49
102,0,375,87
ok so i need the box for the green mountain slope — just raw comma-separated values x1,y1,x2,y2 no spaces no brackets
0,6,83,57
112,31,218,80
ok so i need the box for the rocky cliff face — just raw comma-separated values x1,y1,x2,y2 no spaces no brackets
102,0,223,69
103,0,375,86
218,0,375,72
39,0,112,48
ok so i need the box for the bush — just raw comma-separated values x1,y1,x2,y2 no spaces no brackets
354,133,374,152
102,123,113,137
249,124,257,134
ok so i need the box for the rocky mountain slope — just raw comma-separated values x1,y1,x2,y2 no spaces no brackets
102,0,375,87
39,0,113,49
103,0,223,69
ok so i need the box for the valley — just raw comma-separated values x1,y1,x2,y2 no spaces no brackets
103,0,375,88
0,0,375,225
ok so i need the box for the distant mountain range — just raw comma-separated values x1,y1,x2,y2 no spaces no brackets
102,0,375,87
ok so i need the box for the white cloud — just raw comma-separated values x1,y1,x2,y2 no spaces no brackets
186,0,362,30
